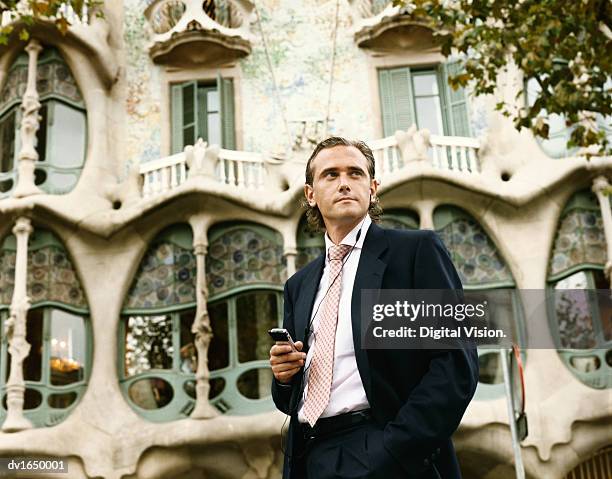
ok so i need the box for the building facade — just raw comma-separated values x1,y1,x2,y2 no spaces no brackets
0,1,610,478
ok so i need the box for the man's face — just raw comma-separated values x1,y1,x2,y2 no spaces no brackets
304,145,378,228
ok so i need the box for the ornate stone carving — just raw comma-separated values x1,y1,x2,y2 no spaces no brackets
146,0,254,67
13,40,43,198
190,241,219,419
1,218,33,432
395,124,431,162
185,139,219,179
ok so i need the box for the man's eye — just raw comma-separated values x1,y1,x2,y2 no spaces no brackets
351,171,363,176
325,172,338,177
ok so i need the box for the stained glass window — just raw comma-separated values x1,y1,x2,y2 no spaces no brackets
0,229,89,428
206,224,285,297
0,230,87,310
123,226,196,311
434,206,514,287
379,209,420,231
296,216,324,271
548,191,606,280
0,47,86,197
548,191,610,390
120,224,201,421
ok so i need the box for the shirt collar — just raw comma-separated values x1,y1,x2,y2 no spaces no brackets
324,215,372,260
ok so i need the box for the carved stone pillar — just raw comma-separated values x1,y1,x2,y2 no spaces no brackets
418,202,435,230
190,241,219,419
13,40,43,198
2,217,33,432
592,176,612,287
283,246,297,279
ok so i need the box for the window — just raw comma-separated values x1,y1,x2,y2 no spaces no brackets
206,290,280,413
548,190,610,389
205,223,285,414
0,230,90,427
0,47,87,196
525,78,612,159
378,62,470,138
434,206,525,400
119,224,198,422
378,209,420,231
171,75,235,154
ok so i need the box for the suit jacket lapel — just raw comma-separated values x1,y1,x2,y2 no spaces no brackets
351,223,388,398
294,254,325,350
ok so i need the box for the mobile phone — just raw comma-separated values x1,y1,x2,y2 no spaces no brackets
268,328,297,351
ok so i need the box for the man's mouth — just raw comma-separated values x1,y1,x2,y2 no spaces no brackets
335,197,356,203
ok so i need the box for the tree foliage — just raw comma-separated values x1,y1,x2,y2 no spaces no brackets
0,0,100,44
393,0,612,156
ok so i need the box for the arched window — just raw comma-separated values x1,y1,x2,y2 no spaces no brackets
434,205,524,399
205,223,285,414
378,209,419,231
547,190,610,389
0,47,87,196
119,224,197,422
296,215,324,271
525,78,611,159
0,229,90,427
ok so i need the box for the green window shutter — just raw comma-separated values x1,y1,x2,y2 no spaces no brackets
171,81,199,154
218,74,235,150
378,67,415,137
440,61,471,137
197,86,208,142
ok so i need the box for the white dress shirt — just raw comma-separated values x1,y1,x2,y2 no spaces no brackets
297,215,371,423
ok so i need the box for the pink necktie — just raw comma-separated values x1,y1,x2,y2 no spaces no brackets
303,244,352,427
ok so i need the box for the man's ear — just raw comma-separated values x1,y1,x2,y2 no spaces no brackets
304,184,316,207
370,178,379,198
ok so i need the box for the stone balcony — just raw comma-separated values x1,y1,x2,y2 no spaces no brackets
350,0,438,52
145,0,254,68
138,129,481,199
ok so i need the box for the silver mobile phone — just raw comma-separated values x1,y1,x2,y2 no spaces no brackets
268,328,297,351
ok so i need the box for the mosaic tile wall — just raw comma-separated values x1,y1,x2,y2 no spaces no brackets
122,0,488,162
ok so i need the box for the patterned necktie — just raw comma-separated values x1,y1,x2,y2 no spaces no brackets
303,243,352,427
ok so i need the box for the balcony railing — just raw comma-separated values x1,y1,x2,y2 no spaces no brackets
1,3,90,28
139,133,480,199
368,134,481,178
140,147,266,198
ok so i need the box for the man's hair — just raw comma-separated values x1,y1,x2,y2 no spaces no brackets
302,136,383,232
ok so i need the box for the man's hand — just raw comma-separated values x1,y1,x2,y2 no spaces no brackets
270,341,306,384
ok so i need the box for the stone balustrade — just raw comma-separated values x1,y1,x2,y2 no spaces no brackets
140,146,266,197
139,132,480,198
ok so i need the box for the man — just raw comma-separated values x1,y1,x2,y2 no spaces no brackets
269,137,479,478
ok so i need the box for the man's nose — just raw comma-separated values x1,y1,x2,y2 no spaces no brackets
338,175,350,191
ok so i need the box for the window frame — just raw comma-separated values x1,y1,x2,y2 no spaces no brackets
546,267,611,389
378,61,471,139
0,305,92,427
0,48,87,197
170,75,236,155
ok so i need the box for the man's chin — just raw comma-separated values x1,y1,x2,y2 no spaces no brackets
328,205,367,222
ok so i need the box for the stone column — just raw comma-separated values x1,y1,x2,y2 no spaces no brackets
592,176,612,287
283,246,297,279
13,40,43,198
2,218,33,432
190,240,218,419
418,201,435,230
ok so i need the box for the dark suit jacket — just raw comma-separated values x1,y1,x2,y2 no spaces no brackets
272,224,479,478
